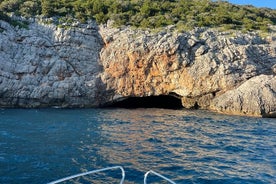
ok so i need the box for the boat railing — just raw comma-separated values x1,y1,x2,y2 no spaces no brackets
144,170,176,184
48,166,125,184
48,166,176,184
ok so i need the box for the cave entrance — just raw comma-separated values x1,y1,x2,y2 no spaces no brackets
107,95,183,109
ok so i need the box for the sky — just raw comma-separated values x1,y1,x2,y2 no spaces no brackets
228,0,276,9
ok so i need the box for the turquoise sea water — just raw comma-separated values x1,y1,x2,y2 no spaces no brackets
0,108,275,184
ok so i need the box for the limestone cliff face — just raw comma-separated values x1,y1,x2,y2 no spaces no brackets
0,19,275,117
100,24,276,117
0,20,104,107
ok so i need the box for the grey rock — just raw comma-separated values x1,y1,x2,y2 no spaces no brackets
210,75,276,117
0,19,104,108
0,18,276,117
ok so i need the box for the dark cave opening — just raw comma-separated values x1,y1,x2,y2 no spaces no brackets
106,95,183,109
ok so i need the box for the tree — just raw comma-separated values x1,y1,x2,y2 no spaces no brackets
73,0,87,22
0,0,22,14
243,17,255,30
140,0,154,17
94,12,107,24
92,0,107,14
41,0,55,17
19,1,41,17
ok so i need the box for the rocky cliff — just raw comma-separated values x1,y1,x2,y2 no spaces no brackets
0,19,275,117
0,19,104,108
100,23,276,117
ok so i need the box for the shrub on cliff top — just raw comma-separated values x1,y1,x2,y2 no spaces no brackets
1,0,276,33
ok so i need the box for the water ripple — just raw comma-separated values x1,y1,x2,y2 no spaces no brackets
0,108,275,183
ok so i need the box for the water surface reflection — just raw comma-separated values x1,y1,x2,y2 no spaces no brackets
0,108,275,183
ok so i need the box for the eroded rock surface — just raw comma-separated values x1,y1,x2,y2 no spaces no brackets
100,24,276,117
210,75,276,117
1,19,276,117
0,20,104,107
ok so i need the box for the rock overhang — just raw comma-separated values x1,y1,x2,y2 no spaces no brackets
103,94,183,109
99,24,276,117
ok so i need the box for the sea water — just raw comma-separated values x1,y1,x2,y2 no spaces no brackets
0,108,275,184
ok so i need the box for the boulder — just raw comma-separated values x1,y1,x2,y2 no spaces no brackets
210,75,276,117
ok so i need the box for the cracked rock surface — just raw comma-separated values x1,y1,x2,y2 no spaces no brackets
210,75,276,117
100,24,276,117
0,19,276,117
0,20,104,107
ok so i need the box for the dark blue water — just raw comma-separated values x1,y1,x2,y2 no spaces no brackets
0,108,275,184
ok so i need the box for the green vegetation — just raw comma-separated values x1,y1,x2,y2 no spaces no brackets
1,0,276,32
0,6,29,29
